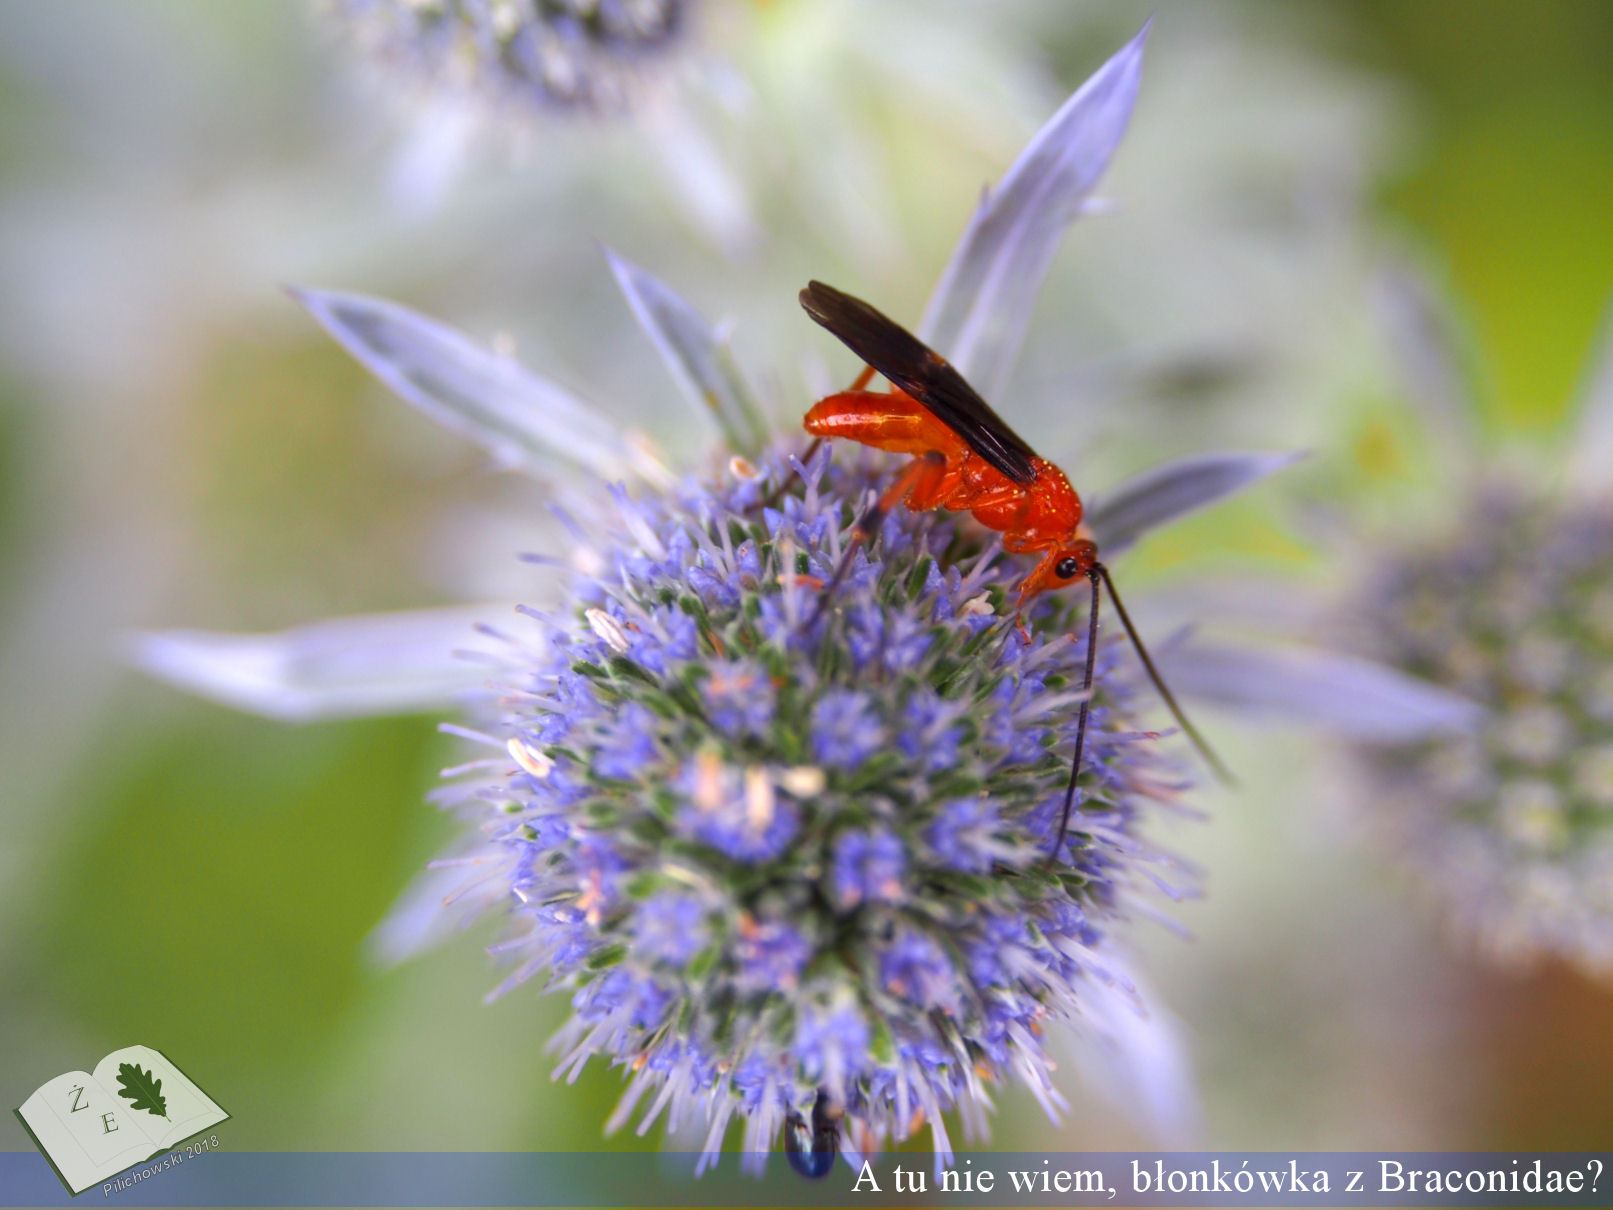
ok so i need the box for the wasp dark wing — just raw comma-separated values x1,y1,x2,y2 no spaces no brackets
800,280,1039,485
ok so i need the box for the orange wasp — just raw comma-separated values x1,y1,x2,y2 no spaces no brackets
797,281,1228,862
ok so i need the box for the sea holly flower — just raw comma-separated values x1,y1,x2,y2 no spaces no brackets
1355,489,1613,972
1156,265,1613,979
1322,270,1613,977
136,27,1320,1170
455,429,1217,1171
315,0,754,253
324,0,687,115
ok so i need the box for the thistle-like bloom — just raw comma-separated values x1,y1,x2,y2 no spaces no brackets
458,440,1195,1167
1335,270,1613,976
326,0,686,114
1356,491,1613,971
137,28,1308,1168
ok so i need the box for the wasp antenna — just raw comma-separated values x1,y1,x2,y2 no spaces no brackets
1097,564,1235,787
1044,568,1103,867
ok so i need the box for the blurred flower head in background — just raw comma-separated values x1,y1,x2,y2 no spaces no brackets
1343,269,1613,979
325,0,687,115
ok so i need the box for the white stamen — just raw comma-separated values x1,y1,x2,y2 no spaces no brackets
777,535,800,610
744,767,775,830
507,737,554,779
693,750,725,812
779,766,826,797
586,608,632,654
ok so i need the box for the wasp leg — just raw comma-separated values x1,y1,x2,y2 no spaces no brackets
803,450,948,630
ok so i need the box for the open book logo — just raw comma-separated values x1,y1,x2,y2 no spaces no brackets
14,1044,228,1197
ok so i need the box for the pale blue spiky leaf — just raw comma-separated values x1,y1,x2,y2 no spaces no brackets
1089,451,1304,555
131,607,501,722
604,248,768,455
1161,641,1484,741
366,846,506,966
920,22,1148,399
291,287,667,484
1065,949,1202,1148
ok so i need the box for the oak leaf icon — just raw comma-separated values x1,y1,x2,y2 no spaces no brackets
115,1063,169,1120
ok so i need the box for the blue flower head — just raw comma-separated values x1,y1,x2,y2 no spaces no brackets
1341,274,1613,974
459,431,1200,1169
135,26,1311,1173
327,0,687,114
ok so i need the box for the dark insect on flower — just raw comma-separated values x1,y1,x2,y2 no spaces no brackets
795,280,1230,863
783,1089,839,1180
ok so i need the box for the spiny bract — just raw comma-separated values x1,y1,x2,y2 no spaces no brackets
445,444,1194,1170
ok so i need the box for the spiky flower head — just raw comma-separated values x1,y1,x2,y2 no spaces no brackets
325,0,686,114
447,441,1191,1168
1329,267,1613,979
137,26,1302,1170
1351,487,1613,973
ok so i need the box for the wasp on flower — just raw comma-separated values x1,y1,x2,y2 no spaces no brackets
794,279,1229,876
137,26,1324,1175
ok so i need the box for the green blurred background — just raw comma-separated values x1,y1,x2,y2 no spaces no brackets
2,0,1612,1169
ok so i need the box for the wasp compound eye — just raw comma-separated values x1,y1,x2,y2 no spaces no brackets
784,1090,838,1180
1056,556,1081,579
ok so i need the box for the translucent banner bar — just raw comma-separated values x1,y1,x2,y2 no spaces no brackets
2,1151,1609,1208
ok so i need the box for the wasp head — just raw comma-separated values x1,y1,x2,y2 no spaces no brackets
1016,538,1099,606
